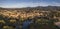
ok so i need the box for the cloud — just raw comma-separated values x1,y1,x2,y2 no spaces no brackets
0,2,49,8
0,1,60,8
51,2,60,6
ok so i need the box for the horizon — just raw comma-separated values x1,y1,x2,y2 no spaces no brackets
0,6,60,8
0,0,60,8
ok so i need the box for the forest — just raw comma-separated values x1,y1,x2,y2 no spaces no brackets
0,6,60,29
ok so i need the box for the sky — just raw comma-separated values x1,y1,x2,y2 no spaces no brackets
0,0,60,8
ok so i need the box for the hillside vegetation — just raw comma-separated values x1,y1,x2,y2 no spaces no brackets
0,6,60,29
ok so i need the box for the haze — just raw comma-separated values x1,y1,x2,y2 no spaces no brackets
0,0,60,8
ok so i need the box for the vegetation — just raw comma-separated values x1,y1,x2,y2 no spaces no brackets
0,6,60,29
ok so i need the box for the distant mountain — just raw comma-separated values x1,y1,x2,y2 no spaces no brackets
0,6,60,11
